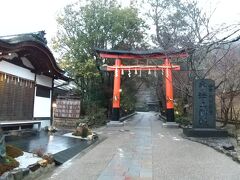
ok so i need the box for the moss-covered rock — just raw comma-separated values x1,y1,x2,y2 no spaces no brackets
0,156,19,175
6,144,23,158
72,123,92,138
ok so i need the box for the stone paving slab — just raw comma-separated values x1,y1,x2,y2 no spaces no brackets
40,112,240,180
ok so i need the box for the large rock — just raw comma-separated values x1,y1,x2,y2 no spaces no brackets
72,123,92,138
0,172,14,180
10,169,23,180
28,163,40,172
37,160,48,167
42,154,54,164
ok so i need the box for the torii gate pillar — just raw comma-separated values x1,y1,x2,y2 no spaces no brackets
112,59,121,121
165,58,175,122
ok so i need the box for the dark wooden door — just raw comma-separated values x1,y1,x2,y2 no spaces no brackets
0,73,35,121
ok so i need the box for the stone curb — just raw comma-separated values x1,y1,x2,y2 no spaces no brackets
158,114,166,121
121,112,137,122
106,113,137,127
105,112,137,124
0,162,55,180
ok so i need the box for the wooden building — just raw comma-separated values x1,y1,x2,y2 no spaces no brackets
0,31,69,129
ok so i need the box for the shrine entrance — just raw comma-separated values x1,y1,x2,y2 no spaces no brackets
96,49,188,122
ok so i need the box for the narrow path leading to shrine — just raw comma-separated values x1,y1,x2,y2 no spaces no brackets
41,112,240,180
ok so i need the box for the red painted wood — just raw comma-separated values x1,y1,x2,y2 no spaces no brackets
100,52,188,59
106,65,180,71
164,58,174,109
112,59,121,108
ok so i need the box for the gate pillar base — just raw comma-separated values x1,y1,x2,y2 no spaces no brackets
166,108,175,122
163,122,179,128
107,121,124,127
112,108,120,121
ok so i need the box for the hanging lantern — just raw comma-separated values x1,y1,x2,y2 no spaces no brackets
154,70,157,77
139,69,142,77
162,69,164,75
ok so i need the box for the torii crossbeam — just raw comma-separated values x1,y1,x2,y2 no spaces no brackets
96,48,188,122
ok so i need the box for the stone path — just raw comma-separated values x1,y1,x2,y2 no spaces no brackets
41,112,240,180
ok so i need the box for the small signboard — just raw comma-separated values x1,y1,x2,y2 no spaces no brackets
54,98,81,119
193,79,216,128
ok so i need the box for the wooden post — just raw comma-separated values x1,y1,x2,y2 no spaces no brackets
165,58,175,122
112,59,121,121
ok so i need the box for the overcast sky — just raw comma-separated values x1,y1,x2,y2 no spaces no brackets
0,0,239,43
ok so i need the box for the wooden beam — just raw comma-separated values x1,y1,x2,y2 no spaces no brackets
101,65,180,71
99,53,188,60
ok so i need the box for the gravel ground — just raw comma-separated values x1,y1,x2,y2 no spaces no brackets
182,132,240,163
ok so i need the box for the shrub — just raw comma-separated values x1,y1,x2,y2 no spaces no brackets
32,147,45,157
175,116,192,126
85,107,107,127
0,156,19,175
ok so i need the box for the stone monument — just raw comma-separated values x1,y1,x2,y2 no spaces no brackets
193,79,216,128
183,79,228,137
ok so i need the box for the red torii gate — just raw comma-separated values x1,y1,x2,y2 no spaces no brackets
96,48,188,122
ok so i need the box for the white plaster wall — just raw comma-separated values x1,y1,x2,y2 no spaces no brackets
36,74,52,87
34,74,53,118
33,90,52,118
33,93,52,128
0,61,34,80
